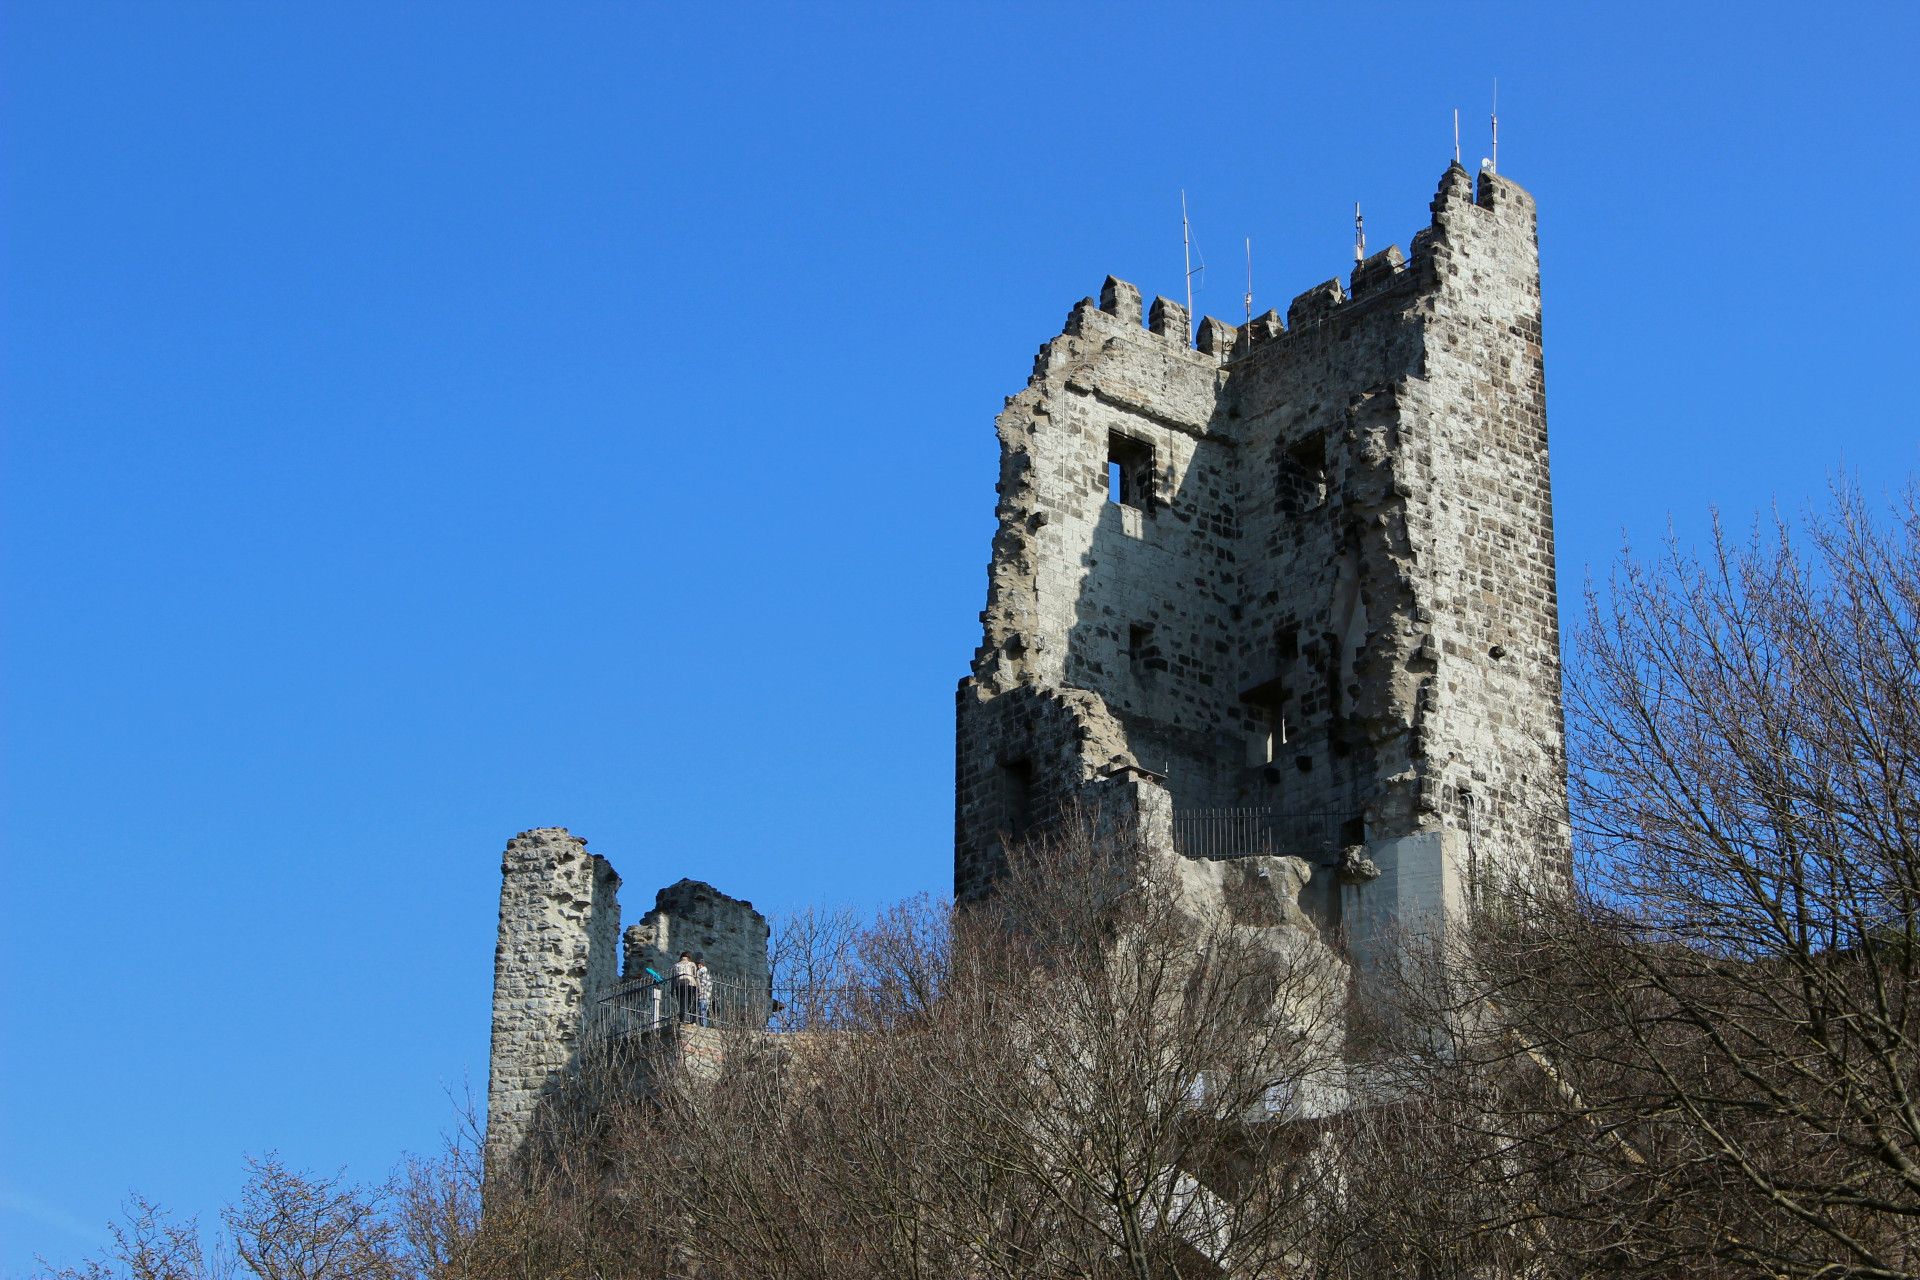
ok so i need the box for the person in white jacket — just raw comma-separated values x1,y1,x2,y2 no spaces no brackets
695,956,714,1027
671,951,698,1024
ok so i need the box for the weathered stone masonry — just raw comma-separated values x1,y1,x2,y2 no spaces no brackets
624,878,773,1012
956,164,1570,943
484,828,621,1180
484,829,770,1179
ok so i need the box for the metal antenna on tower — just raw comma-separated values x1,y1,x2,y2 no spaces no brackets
1490,79,1500,174
1181,192,1206,319
1182,191,1194,320
1243,237,1253,329
1453,107,1461,165
1354,203,1366,264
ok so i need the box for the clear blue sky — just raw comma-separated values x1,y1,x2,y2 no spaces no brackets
2,2,1915,1272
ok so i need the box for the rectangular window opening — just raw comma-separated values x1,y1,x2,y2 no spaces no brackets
1107,433,1155,512
1128,623,1156,678
1278,435,1329,514
1000,759,1035,839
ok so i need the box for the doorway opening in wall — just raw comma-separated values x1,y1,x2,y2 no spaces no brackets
1108,433,1155,511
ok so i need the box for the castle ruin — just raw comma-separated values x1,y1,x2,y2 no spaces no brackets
956,161,1568,949
484,829,769,1180
484,161,1569,1177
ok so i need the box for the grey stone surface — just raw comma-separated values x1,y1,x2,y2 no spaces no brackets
622,878,771,1010
485,840,773,1176
1108,777,1352,1116
483,827,621,1180
956,164,1570,918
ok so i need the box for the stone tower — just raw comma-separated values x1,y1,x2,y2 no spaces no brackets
955,164,1568,940
484,827,622,1180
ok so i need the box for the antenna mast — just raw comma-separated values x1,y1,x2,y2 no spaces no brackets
1243,237,1253,329
1354,203,1366,264
1453,107,1461,165
1182,191,1194,320
1490,79,1500,174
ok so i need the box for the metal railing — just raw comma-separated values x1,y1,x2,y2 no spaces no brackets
1171,807,1360,861
589,975,774,1041
589,975,948,1042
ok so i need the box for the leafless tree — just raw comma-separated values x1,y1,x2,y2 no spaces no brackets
948,812,1350,1279
38,1195,233,1280
1344,480,1920,1278
767,902,863,1030
384,1097,489,1280
636,802,1350,1280
220,1155,404,1280
46,1158,409,1280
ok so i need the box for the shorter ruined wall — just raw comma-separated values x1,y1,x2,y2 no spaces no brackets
623,879,771,1017
955,684,1136,900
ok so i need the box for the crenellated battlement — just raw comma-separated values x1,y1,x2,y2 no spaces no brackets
1099,275,1143,326
1350,245,1407,299
1071,166,1538,371
1286,283,1344,330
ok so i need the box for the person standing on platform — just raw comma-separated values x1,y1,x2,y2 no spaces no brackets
672,951,698,1024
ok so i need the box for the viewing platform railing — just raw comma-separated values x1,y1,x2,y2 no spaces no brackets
1171,807,1360,862
589,975,939,1040
589,975,773,1040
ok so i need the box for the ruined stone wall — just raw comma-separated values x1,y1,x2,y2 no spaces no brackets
622,878,771,1017
954,685,1135,896
484,827,622,1180
1221,252,1431,854
1213,166,1568,893
956,280,1245,894
486,835,775,1178
957,163,1570,908
1401,169,1570,890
